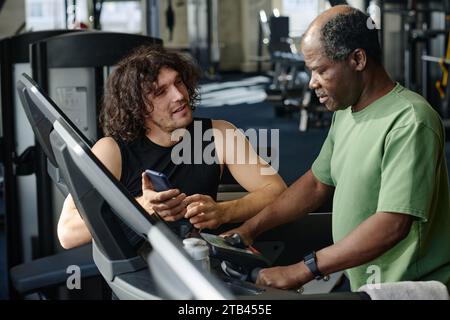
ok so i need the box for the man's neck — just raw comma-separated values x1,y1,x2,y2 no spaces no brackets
146,125,181,147
351,66,396,113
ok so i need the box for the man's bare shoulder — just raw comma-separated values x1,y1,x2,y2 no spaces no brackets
91,137,122,178
92,137,120,157
211,119,237,131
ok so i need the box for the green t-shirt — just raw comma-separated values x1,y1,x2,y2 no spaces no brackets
312,83,450,291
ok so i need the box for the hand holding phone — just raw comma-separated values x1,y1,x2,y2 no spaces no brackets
141,170,186,222
145,169,173,192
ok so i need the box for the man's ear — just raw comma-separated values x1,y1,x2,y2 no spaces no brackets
350,49,367,71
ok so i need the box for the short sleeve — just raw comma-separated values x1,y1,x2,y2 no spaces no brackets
312,115,336,187
377,122,442,222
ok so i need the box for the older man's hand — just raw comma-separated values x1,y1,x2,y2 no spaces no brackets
256,263,312,290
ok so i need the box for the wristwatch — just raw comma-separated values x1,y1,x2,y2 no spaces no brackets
303,251,324,280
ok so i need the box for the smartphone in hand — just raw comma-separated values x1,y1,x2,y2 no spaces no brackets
145,169,173,192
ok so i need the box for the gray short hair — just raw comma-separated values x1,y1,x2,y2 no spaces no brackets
320,8,382,63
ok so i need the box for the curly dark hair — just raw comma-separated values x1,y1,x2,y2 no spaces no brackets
320,7,382,64
100,45,201,142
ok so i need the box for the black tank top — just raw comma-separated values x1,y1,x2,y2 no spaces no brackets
117,118,221,237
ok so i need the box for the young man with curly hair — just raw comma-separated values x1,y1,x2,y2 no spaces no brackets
57,46,286,249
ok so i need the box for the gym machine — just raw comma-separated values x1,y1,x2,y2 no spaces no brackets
258,10,329,132
7,31,162,299
380,0,450,124
0,30,81,298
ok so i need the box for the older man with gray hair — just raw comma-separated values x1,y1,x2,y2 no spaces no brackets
227,5,450,292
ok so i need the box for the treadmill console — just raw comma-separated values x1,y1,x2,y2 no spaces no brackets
200,233,270,268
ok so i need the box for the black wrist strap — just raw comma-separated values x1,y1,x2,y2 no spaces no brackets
303,251,323,280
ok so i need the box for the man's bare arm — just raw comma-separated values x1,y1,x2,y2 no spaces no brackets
316,211,413,276
257,211,413,289
58,137,187,249
217,120,287,222
57,137,121,249
58,194,94,249
185,120,287,229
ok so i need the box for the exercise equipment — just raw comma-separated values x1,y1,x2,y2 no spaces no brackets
6,31,161,299
0,31,81,299
258,10,329,132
